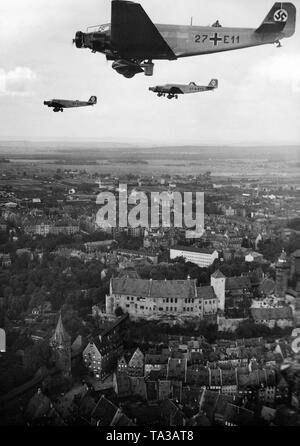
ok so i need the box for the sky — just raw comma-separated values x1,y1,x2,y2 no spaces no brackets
0,0,300,145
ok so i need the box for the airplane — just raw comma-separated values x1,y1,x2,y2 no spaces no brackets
73,1,296,79
44,96,97,112
149,79,218,99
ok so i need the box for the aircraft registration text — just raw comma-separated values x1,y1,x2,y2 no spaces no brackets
194,33,240,46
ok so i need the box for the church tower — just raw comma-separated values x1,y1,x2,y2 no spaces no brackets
275,250,289,299
50,313,71,377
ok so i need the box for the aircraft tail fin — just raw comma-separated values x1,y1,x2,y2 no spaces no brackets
208,79,218,89
111,0,176,60
256,3,296,37
88,96,97,105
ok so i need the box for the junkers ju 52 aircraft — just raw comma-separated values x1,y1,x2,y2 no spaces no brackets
149,79,218,100
74,1,296,79
44,96,97,112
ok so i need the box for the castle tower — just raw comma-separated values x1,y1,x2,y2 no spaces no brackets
211,270,226,312
275,250,289,299
50,313,71,377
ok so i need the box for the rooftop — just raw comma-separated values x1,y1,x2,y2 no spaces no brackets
111,277,197,299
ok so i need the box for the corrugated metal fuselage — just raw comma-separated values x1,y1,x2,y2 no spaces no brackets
155,25,282,59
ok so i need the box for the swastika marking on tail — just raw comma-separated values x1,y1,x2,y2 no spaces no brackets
274,9,288,22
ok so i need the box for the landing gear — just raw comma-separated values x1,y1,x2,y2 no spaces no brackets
141,60,154,76
112,59,155,78
275,40,282,48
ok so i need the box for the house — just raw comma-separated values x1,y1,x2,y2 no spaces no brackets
128,348,144,377
199,389,254,426
251,307,294,328
166,357,187,381
117,356,128,374
225,276,253,317
144,353,168,376
197,286,218,316
170,246,219,268
160,399,186,426
26,389,66,426
245,251,264,263
83,315,127,379
91,395,134,426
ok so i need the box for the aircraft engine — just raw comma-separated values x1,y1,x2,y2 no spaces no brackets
74,31,108,53
74,31,84,48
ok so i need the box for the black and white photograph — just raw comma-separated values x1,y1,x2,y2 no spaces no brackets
0,0,300,432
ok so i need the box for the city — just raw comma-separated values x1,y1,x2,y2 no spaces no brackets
0,143,299,426
1,0,299,434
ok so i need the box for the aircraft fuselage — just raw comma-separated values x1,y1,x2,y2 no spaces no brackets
157,25,282,58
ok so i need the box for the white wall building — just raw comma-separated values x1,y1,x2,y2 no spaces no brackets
170,246,219,268
106,278,216,321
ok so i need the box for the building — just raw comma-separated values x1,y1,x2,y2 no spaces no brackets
49,314,71,377
170,246,219,268
128,348,145,377
84,240,116,253
82,315,127,380
245,252,264,263
197,286,218,316
225,276,252,318
275,250,290,298
251,307,294,329
105,277,202,321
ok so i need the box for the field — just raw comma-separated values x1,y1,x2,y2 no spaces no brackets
0,141,299,179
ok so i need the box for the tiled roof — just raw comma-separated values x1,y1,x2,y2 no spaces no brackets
251,307,293,321
211,270,226,279
129,348,144,368
197,286,217,300
226,276,252,290
50,314,71,345
100,314,128,338
111,277,197,299
91,395,118,426
172,245,217,255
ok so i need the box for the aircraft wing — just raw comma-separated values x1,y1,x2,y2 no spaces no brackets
50,101,64,108
110,0,176,60
169,86,184,94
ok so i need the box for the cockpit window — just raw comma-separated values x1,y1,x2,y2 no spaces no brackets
86,23,110,33
98,23,110,33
